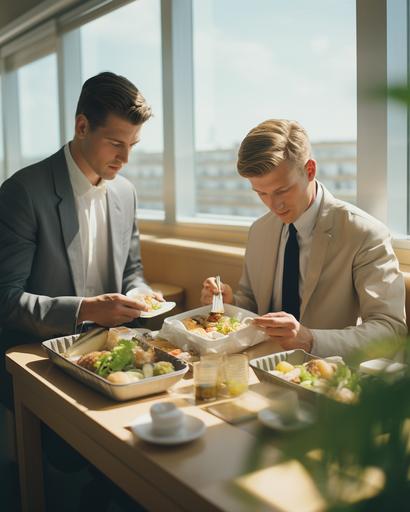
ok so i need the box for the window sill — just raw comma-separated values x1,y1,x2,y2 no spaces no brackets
393,237,410,250
393,238,410,269
140,224,410,270
140,233,245,260
139,218,249,246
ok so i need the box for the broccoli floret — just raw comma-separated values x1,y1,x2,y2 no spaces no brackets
153,361,175,376
299,365,316,383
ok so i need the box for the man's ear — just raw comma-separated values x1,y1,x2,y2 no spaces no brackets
305,159,317,181
75,114,89,139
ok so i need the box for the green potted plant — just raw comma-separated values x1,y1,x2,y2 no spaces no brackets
245,338,410,511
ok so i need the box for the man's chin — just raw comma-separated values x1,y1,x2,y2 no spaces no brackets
273,210,293,222
104,166,122,179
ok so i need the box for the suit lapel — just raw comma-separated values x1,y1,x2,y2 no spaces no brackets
300,186,334,318
106,183,123,292
258,214,284,314
52,148,85,296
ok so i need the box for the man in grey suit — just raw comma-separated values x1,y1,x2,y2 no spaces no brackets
0,71,159,408
202,119,407,358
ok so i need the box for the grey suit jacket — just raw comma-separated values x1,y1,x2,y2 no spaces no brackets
234,183,407,358
0,147,145,345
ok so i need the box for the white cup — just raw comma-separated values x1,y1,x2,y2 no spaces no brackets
269,390,299,424
150,402,185,436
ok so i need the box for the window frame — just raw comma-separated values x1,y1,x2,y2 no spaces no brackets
0,20,59,177
357,0,409,236
0,0,407,246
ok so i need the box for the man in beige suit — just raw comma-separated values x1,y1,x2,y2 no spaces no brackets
202,119,407,358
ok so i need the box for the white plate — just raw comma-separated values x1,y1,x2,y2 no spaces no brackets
257,405,315,432
126,289,176,318
138,301,176,318
130,414,205,445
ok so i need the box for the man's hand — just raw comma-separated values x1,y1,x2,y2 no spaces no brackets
253,311,313,352
78,293,149,327
200,277,234,305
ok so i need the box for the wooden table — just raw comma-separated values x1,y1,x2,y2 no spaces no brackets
6,341,326,512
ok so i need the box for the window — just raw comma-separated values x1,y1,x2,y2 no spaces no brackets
0,0,408,240
79,0,164,214
17,53,60,168
193,0,357,218
0,79,4,180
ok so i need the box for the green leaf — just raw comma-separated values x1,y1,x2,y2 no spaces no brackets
96,340,136,377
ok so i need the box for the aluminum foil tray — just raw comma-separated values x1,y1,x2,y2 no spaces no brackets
249,349,319,401
42,329,189,401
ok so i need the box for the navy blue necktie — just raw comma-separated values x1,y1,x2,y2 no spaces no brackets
281,223,300,320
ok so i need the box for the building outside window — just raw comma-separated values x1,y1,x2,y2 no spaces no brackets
192,0,356,218
80,0,164,214
18,53,60,169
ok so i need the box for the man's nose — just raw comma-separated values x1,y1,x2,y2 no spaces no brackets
270,196,285,212
265,196,275,210
118,147,130,164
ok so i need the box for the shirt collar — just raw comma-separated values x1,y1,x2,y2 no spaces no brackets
293,181,323,238
64,143,106,197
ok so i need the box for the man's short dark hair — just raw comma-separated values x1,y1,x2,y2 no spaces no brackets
75,71,152,129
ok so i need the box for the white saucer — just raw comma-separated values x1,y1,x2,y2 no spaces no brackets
130,414,206,445
257,405,315,432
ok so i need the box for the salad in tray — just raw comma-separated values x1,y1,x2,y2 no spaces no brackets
74,338,176,385
182,312,247,339
271,357,360,404
160,304,267,356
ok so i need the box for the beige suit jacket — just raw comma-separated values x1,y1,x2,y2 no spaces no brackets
234,184,407,358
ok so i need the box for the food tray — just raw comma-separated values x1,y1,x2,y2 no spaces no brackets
143,333,200,368
250,349,322,401
42,329,189,401
158,304,267,356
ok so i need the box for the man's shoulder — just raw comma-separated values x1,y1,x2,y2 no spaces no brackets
249,210,280,234
323,189,390,238
3,148,64,189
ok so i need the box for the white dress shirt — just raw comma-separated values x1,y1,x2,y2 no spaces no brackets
64,143,109,296
272,182,323,312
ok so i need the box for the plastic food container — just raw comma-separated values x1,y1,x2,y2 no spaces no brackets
158,304,267,355
42,328,188,401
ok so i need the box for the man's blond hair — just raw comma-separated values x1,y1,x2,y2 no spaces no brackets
237,119,311,177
